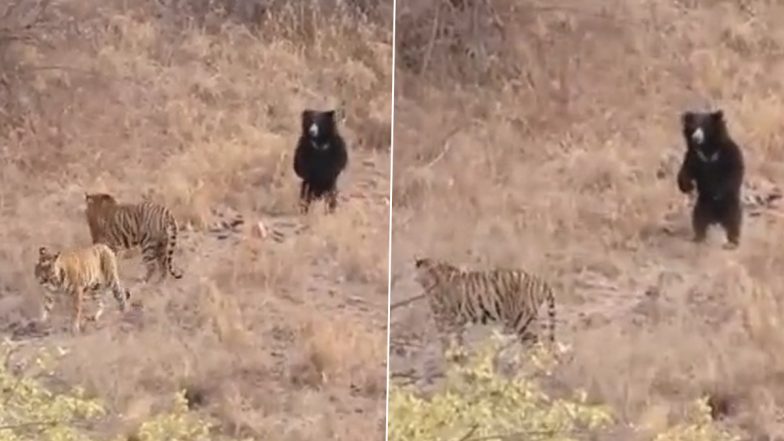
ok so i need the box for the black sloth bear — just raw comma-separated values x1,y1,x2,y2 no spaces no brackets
293,109,349,214
676,109,745,248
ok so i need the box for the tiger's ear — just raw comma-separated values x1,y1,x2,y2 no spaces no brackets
39,247,47,256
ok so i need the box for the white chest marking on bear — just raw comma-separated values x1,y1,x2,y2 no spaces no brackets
311,140,330,151
696,150,719,163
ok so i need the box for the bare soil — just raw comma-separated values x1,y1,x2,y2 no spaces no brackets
390,0,784,438
0,1,392,439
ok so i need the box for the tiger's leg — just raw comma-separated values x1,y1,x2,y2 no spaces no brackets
447,328,469,363
510,310,538,346
156,242,170,283
91,288,105,322
39,293,54,323
520,326,539,346
70,287,83,334
110,282,128,313
436,315,467,362
433,314,455,354
141,240,160,283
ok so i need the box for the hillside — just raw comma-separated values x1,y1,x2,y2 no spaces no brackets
390,0,784,438
0,1,392,439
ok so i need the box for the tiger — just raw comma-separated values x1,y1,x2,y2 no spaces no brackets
34,244,130,334
84,192,184,283
413,257,557,353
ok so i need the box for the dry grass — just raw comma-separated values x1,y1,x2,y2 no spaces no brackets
391,0,784,438
0,0,391,439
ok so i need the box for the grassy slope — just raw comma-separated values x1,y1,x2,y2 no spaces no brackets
0,1,391,440
391,0,784,438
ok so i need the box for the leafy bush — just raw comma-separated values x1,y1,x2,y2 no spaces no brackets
652,399,740,441
389,337,614,441
0,340,242,441
389,336,740,441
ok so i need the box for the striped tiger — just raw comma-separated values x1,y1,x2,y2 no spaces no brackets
34,244,130,334
84,192,184,283
413,257,556,351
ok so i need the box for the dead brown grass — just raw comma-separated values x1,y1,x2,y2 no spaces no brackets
391,0,784,438
0,0,391,439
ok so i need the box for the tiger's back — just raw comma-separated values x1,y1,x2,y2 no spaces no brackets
414,257,556,347
34,243,129,333
85,192,183,282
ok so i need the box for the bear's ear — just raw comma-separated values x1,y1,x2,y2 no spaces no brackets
324,109,336,122
301,109,314,125
681,111,695,126
711,109,724,121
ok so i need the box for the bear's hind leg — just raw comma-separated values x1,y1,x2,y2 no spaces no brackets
691,201,712,244
721,199,742,249
299,181,312,214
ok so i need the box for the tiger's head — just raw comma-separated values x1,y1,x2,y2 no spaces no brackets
414,257,460,291
34,246,63,292
84,192,118,212
84,192,119,240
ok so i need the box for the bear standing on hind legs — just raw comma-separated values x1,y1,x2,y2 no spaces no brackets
293,109,349,214
676,109,745,249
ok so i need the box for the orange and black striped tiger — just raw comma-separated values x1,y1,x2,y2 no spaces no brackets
413,257,556,351
84,192,183,283
34,244,130,334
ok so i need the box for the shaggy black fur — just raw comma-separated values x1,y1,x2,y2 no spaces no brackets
293,109,349,214
676,109,745,248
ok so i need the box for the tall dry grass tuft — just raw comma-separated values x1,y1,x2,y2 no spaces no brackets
1,0,391,439
392,0,784,438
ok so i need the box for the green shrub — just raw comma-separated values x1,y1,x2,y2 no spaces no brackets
389,337,614,441
0,340,243,441
652,399,740,441
0,341,105,441
127,391,212,441
389,335,740,441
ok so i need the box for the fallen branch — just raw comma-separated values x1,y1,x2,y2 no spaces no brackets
390,293,426,310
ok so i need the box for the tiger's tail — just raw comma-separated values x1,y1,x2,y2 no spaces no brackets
544,286,556,344
164,212,183,279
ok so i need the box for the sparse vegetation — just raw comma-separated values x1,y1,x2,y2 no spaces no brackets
389,338,614,441
0,341,235,441
391,0,784,439
1,0,390,439
389,338,738,441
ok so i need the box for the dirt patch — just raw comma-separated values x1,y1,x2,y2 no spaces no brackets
0,1,391,439
391,0,784,438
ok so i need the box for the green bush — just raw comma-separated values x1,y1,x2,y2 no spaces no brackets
389,336,739,441
652,399,739,441
0,340,243,441
389,337,613,441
